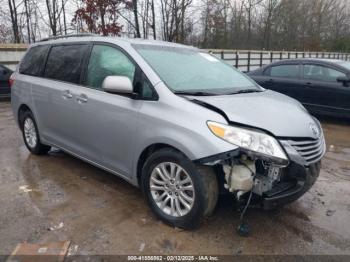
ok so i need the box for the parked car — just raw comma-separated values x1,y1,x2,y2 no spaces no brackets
0,64,13,98
248,59,350,118
11,36,325,229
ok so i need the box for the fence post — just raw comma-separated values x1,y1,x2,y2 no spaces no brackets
280,52,283,60
328,53,331,58
270,52,273,62
260,52,263,67
316,52,318,58
220,50,224,60
309,52,311,58
296,52,298,58
235,51,239,69
247,51,251,72
288,52,290,59
302,52,305,58
322,53,325,58
338,53,340,59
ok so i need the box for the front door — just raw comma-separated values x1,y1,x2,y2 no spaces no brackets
76,44,142,177
262,63,305,102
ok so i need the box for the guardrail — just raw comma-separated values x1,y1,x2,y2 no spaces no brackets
0,44,27,70
207,50,350,72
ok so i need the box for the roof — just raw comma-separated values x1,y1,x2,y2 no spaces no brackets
34,35,196,50
273,58,345,65
120,37,193,48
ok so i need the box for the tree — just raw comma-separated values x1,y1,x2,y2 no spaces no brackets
138,0,156,39
260,0,278,49
8,0,20,43
150,0,156,39
160,0,193,42
73,0,132,36
244,0,263,49
132,0,141,37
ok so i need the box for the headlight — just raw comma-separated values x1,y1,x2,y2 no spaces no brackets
207,121,288,161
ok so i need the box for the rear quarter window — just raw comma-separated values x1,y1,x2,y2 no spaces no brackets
44,44,89,84
19,45,50,76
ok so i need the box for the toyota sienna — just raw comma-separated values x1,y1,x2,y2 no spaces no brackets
11,35,325,229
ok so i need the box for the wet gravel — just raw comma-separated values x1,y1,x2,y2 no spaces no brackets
0,101,349,255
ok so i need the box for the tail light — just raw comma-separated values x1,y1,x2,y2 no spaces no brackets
9,73,15,87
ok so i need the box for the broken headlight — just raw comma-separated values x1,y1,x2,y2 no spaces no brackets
207,121,288,163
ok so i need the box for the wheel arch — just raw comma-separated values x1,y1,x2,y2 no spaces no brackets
18,104,33,128
136,143,188,187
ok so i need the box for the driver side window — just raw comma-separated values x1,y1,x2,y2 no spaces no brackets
268,64,300,78
86,44,156,100
86,45,136,89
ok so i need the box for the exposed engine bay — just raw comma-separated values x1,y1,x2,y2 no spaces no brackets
222,155,283,201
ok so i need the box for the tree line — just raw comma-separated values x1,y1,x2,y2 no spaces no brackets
1,0,349,52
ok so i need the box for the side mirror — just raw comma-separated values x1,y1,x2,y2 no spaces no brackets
102,76,134,94
337,76,350,87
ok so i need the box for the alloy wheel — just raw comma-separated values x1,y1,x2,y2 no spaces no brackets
150,162,195,217
23,118,37,148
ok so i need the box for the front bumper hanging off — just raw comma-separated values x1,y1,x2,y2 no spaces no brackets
261,161,321,210
195,148,322,209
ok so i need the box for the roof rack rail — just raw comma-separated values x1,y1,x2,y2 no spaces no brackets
39,33,98,42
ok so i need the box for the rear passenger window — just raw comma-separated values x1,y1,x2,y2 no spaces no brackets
44,45,88,84
270,65,299,78
304,64,346,82
19,45,49,76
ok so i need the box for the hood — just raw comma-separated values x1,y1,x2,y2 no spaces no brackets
187,90,319,138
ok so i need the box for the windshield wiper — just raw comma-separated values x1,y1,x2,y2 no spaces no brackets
174,91,219,96
226,89,263,95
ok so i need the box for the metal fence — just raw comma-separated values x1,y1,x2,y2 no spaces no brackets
207,50,350,72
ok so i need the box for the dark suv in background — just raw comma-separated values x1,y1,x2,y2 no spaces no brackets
248,59,350,118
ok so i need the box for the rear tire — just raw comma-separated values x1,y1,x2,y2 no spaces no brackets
20,110,51,155
141,148,218,229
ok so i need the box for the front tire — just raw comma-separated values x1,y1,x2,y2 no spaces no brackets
141,148,218,229
20,111,51,155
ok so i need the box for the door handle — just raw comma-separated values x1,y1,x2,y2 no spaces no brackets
76,94,88,103
62,90,73,99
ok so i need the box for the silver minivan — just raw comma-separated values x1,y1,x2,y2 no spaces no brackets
11,36,325,229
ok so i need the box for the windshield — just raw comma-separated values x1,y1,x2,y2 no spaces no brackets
337,61,350,70
133,44,261,95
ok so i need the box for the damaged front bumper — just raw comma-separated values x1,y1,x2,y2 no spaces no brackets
194,137,324,209
261,161,321,210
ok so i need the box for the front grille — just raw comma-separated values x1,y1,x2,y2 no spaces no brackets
285,135,326,165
